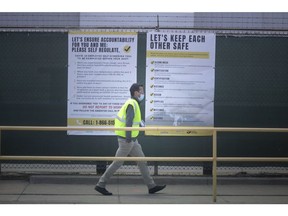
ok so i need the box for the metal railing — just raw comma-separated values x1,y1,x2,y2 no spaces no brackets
0,126,288,202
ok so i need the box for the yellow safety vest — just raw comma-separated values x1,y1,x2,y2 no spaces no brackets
114,98,141,138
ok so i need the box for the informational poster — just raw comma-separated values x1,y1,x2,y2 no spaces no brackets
67,32,137,135
145,32,215,136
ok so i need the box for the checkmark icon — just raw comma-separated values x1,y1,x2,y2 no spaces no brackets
124,45,131,53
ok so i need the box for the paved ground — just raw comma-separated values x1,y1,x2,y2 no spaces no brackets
1,175,288,204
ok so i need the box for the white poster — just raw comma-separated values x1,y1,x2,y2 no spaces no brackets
145,32,215,136
67,32,137,135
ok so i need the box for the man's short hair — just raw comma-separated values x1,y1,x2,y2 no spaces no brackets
130,83,140,97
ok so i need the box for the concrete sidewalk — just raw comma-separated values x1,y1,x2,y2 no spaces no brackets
1,175,288,204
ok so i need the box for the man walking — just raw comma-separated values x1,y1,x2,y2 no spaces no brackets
95,83,166,195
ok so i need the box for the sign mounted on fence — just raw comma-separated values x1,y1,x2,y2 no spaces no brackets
67,32,137,135
145,32,216,136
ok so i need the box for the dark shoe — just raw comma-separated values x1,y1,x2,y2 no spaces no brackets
149,185,166,194
95,186,112,195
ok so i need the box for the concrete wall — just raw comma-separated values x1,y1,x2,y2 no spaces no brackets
1,12,288,30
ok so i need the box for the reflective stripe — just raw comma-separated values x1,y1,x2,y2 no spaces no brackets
116,116,140,125
116,116,125,123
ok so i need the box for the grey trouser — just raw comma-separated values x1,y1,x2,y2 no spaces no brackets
97,138,156,189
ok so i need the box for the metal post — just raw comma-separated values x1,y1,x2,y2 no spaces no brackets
154,162,158,175
212,130,217,202
96,162,107,174
0,130,2,174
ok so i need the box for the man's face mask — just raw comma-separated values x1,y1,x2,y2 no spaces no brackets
138,94,145,102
